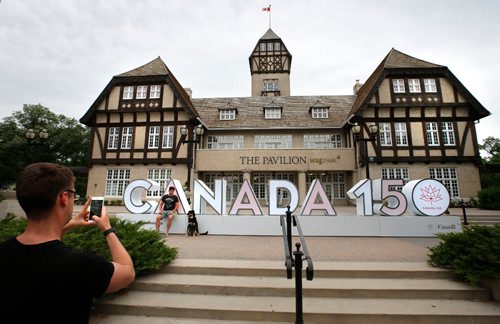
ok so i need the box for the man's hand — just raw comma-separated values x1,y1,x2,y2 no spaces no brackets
62,197,93,235
91,205,112,232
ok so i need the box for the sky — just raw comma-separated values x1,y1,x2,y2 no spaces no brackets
0,0,499,144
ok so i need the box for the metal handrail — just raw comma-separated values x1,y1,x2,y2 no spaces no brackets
280,206,314,324
292,215,314,281
280,215,293,279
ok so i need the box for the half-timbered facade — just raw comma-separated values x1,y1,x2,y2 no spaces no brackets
348,48,490,199
80,29,490,206
80,57,200,198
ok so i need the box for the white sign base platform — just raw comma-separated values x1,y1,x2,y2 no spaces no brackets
116,213,461,237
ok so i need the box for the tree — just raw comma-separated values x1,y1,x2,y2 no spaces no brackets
479,136,500,163
0,104,90,195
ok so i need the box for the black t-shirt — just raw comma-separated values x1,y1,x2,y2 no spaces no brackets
161,194,179,211
0,237,114,323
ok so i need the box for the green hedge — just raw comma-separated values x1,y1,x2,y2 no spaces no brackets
479,187,500,210
0,215,177,276
428,225,500,285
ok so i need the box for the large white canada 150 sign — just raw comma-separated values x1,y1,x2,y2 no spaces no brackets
118,178,460,237
123,178,450,217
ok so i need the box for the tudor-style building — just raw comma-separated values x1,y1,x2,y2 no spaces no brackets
80,28,490,207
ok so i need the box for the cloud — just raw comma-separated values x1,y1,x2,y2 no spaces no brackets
0,0,498,143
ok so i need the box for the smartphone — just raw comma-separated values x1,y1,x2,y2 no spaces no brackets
88,197,104,221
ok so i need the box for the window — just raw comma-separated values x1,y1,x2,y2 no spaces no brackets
274,173,296,202
253,173,272,200
107,127,119,149
267,42,273,51
408,79,421,93
147,168,172,197
123,86,134,100
204,173,244,202
442,122,455,146
162,126,174,149
260,43,266,51
148,126,160,148
303,134,342,149
255,135,292,149
312,107,329,119
395,122,408,146
207,135,244,149
121,127,133,149
150,85,161,99
426,122,439,146
392,79,405,93
274,42,281,51
219,109,236,120
424,79,437,93
382,168,409,191
379,123,392,146
136,86,148,99
105,169,130,196
263,79,279,91
265,108,281,119
306,173,346,199
429,167,459,197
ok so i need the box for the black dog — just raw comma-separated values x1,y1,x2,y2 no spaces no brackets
186,210,208,237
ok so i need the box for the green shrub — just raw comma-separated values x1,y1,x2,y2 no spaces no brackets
479,187,500,210
0,215,27,241
428,225,500,285
0,216,176,276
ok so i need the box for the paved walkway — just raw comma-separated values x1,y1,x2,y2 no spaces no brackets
165,235,440,262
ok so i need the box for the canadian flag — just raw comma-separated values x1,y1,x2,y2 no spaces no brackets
262,5,271,12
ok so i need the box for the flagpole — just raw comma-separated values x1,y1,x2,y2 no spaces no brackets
269,5,272,29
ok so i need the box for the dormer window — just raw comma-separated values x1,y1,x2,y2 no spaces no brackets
123,86,134,100
219,109,236,120
309,101,330,119
265,107,282,119
312,107,329,119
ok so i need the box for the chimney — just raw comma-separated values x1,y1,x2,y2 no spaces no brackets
184,88,192,98
353,79,363,95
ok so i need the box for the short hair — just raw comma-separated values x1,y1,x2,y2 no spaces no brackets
168,186,175,191
16,163,74,220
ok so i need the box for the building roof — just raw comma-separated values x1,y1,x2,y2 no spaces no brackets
115,57,170,77
80,57,198,125
259,28,281,40
193,95,354,130
384,48,443,69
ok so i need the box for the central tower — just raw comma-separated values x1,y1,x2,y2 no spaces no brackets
249,28,292,97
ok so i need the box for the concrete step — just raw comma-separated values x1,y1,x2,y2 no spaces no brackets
90,314,286,324
93,291,500,323
162,259,454,279
90,259,500,323
131,273,490,300
459,215,500,225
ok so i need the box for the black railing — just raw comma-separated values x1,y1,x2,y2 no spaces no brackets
280,206,314,324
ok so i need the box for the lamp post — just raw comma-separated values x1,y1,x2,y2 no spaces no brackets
352,123,378,179
25,128,49,163
180,124,204,190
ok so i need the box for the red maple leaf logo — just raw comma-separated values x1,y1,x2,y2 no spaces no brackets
419,185,443,205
